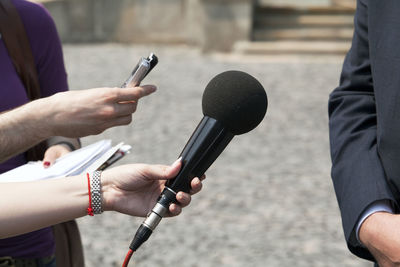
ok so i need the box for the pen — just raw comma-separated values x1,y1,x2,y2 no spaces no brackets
98,149,127,171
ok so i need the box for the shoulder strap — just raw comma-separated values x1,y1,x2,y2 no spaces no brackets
0,0,41,100
0,0,46,160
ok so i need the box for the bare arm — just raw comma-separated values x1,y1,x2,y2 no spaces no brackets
0,85,156,163
0,160,204,239
0,97,50,162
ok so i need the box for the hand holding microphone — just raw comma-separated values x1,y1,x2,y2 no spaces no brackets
125,70,268,265
100,160,204,217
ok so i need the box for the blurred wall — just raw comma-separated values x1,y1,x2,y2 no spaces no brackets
40,0,252,52
36,0,355,52
257,0,331,7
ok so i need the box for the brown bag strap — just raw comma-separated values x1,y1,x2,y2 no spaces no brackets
0,0,47,160
0,0,41,100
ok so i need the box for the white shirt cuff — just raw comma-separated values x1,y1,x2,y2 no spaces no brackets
356,199,394,246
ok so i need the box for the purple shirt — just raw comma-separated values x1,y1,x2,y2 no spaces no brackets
0,0,68,258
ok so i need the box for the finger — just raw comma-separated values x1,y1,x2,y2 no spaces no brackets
168,203,182,216
115,85,157,102
42,146,67,168
134,159,182,181
43,149,58,168
137,85,158,97
190,177,203,195
200,174,206,181
176,192,191,208
103,114,133,128
91,115,132,135
57,145,71,157
114,102,137,116
166,158,182,178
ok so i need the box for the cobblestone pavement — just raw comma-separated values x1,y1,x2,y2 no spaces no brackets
63,44,371,267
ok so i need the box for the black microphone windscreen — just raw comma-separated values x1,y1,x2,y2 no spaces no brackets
202,70,268,135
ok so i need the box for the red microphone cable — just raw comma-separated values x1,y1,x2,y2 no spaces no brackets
122,249,134,267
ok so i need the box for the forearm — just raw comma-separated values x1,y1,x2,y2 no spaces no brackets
0,86,156,161
0,162,201,240
0,174,88,238
0,98,53,162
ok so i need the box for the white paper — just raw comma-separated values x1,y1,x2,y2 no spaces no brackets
0,139,130,183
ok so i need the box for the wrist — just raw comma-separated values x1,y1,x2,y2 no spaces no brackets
359,212,394,247
100,170,114,212
40,93,64,136
356,200,395,246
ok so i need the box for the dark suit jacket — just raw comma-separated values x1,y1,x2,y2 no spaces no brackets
329,0,400,261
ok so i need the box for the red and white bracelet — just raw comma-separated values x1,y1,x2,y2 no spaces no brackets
86,171,103,216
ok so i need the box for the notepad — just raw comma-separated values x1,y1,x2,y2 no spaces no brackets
0,140,131,183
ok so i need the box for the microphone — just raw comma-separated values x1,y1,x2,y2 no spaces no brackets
129,70,268,253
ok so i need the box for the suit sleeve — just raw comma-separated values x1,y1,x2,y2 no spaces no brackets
328,0,397,261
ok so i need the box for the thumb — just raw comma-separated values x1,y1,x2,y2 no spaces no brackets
140,158,182,181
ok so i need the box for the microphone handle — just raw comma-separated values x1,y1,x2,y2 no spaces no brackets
129,117,234,252
166,116,234,193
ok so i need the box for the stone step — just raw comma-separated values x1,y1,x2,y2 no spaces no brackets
253,27,353,41
256,5,356,15
256,0,348,9
255,14,354,28
233,40,351,55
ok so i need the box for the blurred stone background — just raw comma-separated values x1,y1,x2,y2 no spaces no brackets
39,0,355,54
31,0,374,266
